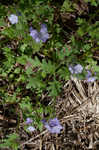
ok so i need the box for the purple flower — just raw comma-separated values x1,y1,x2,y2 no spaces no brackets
29,27,33,32
30,24,49,43
40,24,49,42
35,37,41,43
27,126,36,132
68,66,74,74
40,24,48,34
40,32,49,43
74,64,83,74
69,64,83,74
26,118,33,124
8,14,18,24
86,70,92,78
86,70,96,82
30,29,40,42
43,118,63,134
87,77,96,82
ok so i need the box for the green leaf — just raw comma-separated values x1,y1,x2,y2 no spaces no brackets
17,55,28,65
20,43,27,52
14,68,21,74
16,22,23,30
77,27,85,36
0,133,19,150
61,0,74,12
1,27,17,38
41,59,56,74
0,18,6,26
57,67,70,80
76,18,84,25
48,80,61,98
26,76,45,89
20,97,32,113
25,66,33,75
83,44,91,52
27,57,41,67
93,65,99,72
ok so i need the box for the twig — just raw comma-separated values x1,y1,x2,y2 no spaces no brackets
20,130,47,147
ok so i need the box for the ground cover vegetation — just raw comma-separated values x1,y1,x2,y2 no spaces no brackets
0,0,99,149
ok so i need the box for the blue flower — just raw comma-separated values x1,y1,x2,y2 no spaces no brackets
69,64,83,74
86,70,92,78
39,24,49,42
8,14,18,24
86,70,96,82
29,27,34,32
42,118,63,134
25,118,33,124
27,126,36,132
40,24,48,34
87,77,96,82
40,32,49,43
74,64,83,74
68,66,74,74
30,28,40,43
30,24,49,43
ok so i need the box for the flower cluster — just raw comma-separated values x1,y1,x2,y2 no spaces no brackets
86,70,96,82
30,24,49,43
8,14,18,24
25,117,63,134
69,64,83,74
42,118,63,134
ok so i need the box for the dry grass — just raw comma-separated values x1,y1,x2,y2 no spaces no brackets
19,78,99,150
